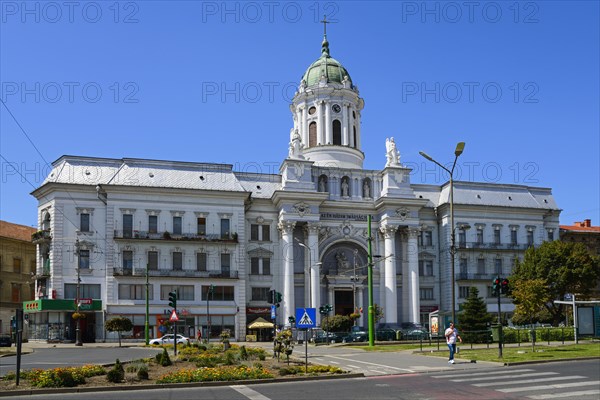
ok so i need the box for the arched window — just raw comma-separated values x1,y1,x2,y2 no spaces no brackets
332,120,342,145
318,174,328,192
42,212,51,231
309,122,317,147
353,126,357,148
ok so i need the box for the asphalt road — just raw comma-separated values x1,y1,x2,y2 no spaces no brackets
3,359,598,400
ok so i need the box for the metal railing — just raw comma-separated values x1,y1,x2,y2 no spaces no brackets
113,230,238,242
113,268,238,279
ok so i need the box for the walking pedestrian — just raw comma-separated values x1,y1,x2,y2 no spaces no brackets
444,322,462,364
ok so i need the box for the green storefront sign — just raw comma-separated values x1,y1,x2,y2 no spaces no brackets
23,299,102,312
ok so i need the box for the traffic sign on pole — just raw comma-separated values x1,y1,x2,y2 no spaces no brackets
296,308,316,328
169,310,179,322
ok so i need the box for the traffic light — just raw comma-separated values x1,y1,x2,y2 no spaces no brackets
288,316,296,324
326,304,333,313
319,305,326,315
492,276,500,296
268,289,276,304
319,304,333,315
501,278,510,295
168,290,177,309
275,292,282,306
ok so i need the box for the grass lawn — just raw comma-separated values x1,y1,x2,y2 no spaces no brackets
354,341,600,363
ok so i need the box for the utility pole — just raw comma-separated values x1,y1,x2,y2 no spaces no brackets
145,263,149,345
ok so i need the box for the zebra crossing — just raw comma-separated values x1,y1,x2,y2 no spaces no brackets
312,357,419,376
431,368,600,399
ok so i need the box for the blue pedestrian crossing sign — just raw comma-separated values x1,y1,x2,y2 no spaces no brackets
296,308,316,328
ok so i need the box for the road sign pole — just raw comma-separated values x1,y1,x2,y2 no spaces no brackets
305,328,308,373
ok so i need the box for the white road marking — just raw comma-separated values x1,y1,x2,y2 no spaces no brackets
498,380,600,393
231,385,271,400
451,372,557,382
527,389,600,399
324,355,414,372
347,364,361,368
432,368,535,378
474,375,586,387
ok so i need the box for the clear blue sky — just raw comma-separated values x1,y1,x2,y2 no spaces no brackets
1,1,598,228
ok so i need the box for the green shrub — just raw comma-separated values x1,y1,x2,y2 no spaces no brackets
136,365,149,380
106,359,125,383
240,345,248,361
253,362,263,369
258,353,266,361
159,348,172,366
224,350,238,365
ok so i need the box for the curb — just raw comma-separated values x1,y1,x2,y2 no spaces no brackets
0,372,365,397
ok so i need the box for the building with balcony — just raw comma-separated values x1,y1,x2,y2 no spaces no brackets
27,31,561,341
0,220,36,335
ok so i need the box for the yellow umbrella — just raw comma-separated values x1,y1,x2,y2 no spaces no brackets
248,317,274,329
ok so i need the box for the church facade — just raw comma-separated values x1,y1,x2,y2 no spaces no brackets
27,33,561,342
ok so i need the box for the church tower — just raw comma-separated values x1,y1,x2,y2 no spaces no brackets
290,22,365,169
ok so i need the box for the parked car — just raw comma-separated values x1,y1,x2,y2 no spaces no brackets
0,335,12,347
375,328,397,341
402,328,429,340
149,334,190,346
343,327,368,343
312,332,345,344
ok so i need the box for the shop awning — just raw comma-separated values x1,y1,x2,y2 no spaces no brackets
23,299,102,312
248,317,274,329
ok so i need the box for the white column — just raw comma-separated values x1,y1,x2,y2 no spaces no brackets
349,107,355,148
317,101,324,145
342,103,349,146
407,228,420,324
279,220,296,327
325,101,332,144
357,287,364,326
356,112,361,149
401,233,409,320
307,223,320,313
302,105,308,146
381,225,398,323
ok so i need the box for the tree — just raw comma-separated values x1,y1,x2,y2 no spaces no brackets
105,316,133,347
510,278,551,327
457,287,493,343
321,315,353,332
511,241,600,326
373,303,384,324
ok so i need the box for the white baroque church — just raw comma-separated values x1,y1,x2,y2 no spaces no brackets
27,32,560,342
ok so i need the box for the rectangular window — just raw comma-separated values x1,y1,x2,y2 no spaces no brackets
197,218,206,235
160,285,194,301
80,213,90,232
477,229,484,244
201,285,234,301
78,250,90,270
173,216,182,235
458,229,467,246
459,258,468,276
123,214,133,238
148,251,158,270
495,258,502,275
221,253,231,277
149,215,158,234
122,251,133,270
196,253,207,271
418,260,433,276
13,258,21,274
11,283,20,302
250,257,259,274
421,231,433,246
511,230,518,245
419,288,434,300
220,218,230,239
64,283,101,299
547,230,554,241
487,286,494,298
477,258,485,275
459,286,471,298
494,229,501,245
172,252,183,271
250,225,259,241
262,258,271,275
527,230,534,246
251,287,270,301
118,284,153,300
262,225,270,241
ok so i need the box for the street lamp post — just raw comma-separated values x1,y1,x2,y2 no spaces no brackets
419,142,465,325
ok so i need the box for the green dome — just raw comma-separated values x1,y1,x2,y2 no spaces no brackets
301,37,352,87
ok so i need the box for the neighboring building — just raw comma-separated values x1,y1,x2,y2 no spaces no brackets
27,32,561,342
0,220,36,335
560,219,600,257
560,219,600,299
